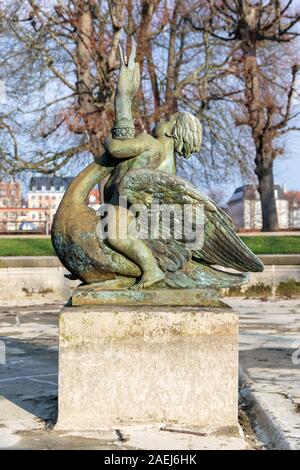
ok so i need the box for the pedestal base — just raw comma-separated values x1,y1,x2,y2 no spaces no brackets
56,302,239,434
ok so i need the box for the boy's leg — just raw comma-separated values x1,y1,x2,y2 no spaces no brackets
107,206,164,289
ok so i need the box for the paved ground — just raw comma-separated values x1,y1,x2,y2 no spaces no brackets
0,298,299,449
228,298,300,449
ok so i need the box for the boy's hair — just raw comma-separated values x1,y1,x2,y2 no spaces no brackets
171,112,202,157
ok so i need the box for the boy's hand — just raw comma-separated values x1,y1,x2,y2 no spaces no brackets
116,41,140,100
113,40,140,138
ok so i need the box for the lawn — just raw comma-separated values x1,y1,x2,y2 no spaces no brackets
0,236,299,256
0,238,55,256
240,236,300,255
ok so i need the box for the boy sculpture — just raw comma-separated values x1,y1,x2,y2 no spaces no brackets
52,42,263,291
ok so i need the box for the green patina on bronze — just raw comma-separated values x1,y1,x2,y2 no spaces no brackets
51,41,264,300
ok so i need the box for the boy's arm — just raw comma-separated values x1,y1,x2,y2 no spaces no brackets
112,42,139,140
104,133,159,160
106,42,161,159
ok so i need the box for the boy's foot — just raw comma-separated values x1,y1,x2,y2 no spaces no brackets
131,266,165,290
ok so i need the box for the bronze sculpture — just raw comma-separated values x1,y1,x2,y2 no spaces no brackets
52,42,263,294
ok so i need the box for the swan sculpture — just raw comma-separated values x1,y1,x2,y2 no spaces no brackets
52,42,263,293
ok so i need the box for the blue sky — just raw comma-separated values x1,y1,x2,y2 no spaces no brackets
275,132,300,191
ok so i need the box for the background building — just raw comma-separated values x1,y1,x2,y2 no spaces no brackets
285,191,300,229
27,176,101,230
0,181,22,208
0,207,51,233
226,185,290,230
28,176,73,227
87,187,101,211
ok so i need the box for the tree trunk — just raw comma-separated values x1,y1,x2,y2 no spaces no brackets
165,0,181,116
76,0,110,154
238,4,279,233
256,161,279,231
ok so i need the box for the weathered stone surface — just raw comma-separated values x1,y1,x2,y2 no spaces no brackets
0,266,79,302
72,285,220,307
56,304,239,433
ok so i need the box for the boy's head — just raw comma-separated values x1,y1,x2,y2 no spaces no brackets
153,112,203,158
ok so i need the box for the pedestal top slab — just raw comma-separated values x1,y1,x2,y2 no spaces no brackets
72,285,221,307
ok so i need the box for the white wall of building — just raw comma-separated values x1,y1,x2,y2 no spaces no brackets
244,200,262,230
277,199,289,229
28,190,64,221
243,199,289,230
290,207,300,228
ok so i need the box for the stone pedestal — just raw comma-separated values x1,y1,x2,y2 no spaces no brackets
56,299,239,433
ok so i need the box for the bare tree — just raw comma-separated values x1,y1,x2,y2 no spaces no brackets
188,0,300,231
0,1,203,171
0,0,252,196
